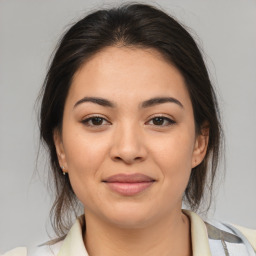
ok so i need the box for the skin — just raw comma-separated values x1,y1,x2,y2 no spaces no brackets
54,46,209,256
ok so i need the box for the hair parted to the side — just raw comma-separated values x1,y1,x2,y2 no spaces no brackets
39,3,223,237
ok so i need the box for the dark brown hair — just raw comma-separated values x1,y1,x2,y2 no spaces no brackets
39,3,223,237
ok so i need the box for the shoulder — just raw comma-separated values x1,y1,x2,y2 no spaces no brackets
184,210,256,255
28,240,63,256
2,247,27,256
228,223,256,251
206,218,256,254
2,215,84,256
2,240,63,256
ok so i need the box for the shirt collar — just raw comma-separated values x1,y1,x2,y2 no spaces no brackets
183,209,212,256
57,216,88,256
57,210,212,256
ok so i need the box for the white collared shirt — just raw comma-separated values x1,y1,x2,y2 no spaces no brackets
3,210,256,256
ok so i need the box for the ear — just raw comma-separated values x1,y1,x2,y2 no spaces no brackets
53,128,68,171
192,123,209,168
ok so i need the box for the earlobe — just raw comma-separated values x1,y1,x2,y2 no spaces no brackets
53,129,67,169
192,125,209,168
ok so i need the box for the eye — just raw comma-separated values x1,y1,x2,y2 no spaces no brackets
147,116,176,126
81,116,110,127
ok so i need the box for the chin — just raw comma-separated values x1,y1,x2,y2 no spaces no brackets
102,202,158,229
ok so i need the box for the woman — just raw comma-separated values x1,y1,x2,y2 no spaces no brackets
4,3,256,256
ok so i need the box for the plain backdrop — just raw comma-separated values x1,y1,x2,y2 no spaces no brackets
0,0,256,253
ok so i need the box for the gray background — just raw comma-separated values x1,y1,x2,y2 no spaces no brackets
0,0,255,253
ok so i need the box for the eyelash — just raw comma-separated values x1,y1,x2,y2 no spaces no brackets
147,116,176,126
81,115,176,127
81,116,110,127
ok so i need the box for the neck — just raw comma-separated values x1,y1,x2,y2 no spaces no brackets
83,209,192,256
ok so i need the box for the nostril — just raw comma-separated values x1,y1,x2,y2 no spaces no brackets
114,156,122,161
113,156,143,164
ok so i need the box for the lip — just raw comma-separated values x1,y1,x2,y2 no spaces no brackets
103,173,156,196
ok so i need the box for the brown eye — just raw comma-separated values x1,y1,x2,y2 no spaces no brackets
152,117,165,125
148,116,176,126
91,117,104,125
81,116,110,126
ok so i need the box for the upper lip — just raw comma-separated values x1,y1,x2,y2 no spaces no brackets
103,173,155,183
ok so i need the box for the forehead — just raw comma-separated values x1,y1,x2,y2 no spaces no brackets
68,46,191,108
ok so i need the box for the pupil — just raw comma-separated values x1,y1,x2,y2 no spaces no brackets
153,117,164,125
92,117,103,125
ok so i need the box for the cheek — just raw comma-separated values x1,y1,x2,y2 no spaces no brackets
63,126,108,170
149,127,195,190
61,126,110,199
150,128,195,168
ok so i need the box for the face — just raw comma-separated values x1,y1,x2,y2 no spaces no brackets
54,46,208,228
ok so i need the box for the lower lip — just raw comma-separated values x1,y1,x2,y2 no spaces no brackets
105,181,154,196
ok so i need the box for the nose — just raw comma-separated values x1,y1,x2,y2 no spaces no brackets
109,123,147,165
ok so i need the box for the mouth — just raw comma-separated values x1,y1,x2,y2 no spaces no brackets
102,173,156,196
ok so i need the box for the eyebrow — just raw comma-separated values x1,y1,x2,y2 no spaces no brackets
141,97,183,108
74,97,115,108
73,96,184,109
